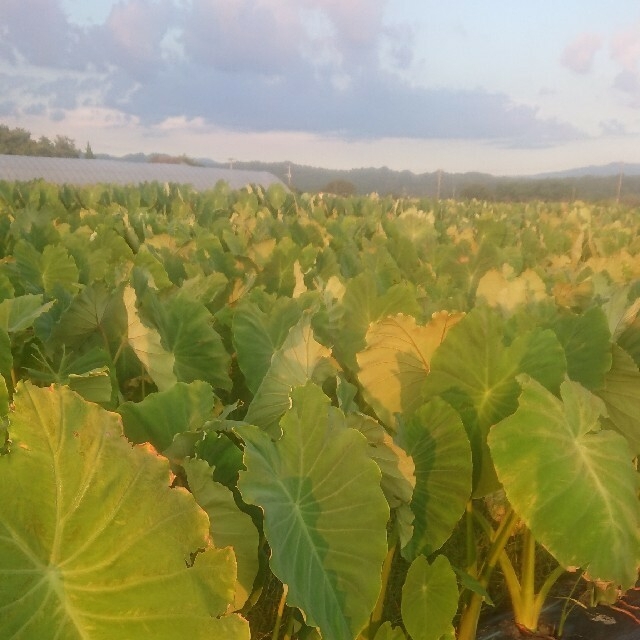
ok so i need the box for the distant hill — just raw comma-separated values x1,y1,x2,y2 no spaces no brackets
535,162,636,179
96,152,639,202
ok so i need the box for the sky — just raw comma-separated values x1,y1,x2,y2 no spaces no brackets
1,0,640,176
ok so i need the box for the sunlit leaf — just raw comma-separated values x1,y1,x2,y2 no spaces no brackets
356,312,464,428
244,313,332,435
488,376,640,588
0,382,249,640
595,344,640,455
123,285,177,391
118,380,215,451
423,307,566,495
0,294,54,333
476,267,547,312
184,458,259,610
335,272,420,372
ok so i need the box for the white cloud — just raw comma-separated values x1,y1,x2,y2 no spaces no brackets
610,21,640,106
1,0,585,151
561,33,603,74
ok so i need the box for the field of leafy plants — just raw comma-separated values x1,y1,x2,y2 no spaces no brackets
0,178,639,640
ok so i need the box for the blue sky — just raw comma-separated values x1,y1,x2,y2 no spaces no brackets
1,0,639,175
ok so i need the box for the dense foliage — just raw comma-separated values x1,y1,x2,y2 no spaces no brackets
0,179,638,640
0,124,86,158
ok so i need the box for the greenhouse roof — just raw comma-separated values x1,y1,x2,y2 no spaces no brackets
0,155,286,191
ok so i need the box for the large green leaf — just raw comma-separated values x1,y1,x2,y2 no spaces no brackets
356,312,464,429
134,245,173,290
123,285,177,391
0,294,55,333
237,383,389,640
50,283,115,349
595,344,640,455
346,413,415,509
13,241,79,295
40,244,80,294
552,307,612,389
258,236,299,295
401,555,458,640
232,297,302,394
148,292,232,391
118,380,215,451
184,458,260,610
244,313,332,435
334,272,420,372
346,412,415,547
397,398,472,559
488,376,640,588
0,382,249,640
423,307,566,495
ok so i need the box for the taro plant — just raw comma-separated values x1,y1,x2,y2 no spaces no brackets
2,181,640,640
355,301,640,639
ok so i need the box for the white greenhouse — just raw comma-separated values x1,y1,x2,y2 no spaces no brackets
0,155,286,191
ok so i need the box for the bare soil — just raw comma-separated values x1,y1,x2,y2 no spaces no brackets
477,585,640,640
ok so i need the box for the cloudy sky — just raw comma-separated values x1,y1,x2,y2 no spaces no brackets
1,0,640,175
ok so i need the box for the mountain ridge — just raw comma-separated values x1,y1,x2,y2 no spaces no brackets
98,153,639,201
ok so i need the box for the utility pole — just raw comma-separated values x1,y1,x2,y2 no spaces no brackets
436,169,443,200
616,162,624,204
286,164,292,188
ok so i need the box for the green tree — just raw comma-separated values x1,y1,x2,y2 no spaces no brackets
53,135,80,158
0,125,80,157
0,125,34,155
85,142,95,159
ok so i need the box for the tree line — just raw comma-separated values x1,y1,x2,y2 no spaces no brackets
1,123,636,203
0,125,94,159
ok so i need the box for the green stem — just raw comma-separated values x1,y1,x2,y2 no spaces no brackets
518,527,537,630
532,565,566,624
479,508,518,582
457,508,518,640
465,501,477,575
271,584,288,640
497,527,566,632
112,336,127,366
369,530,398,639
498,549,522,621
281,611,295,640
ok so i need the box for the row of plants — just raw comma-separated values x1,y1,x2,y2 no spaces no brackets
0,179,639,640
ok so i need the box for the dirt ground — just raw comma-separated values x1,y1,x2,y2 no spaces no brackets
476,585,640,640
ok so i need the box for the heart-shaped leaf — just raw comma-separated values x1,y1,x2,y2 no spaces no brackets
488,376,640,587
238,383,389,640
